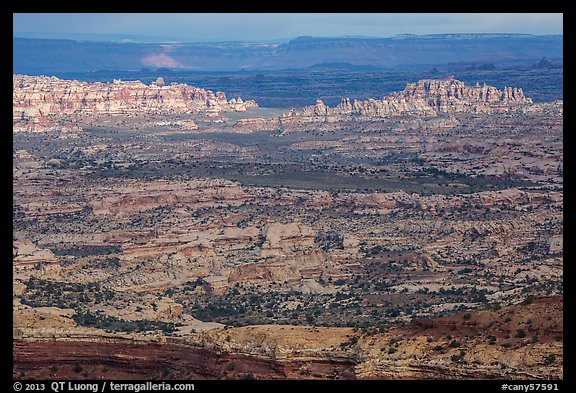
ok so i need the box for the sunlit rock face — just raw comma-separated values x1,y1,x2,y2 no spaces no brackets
299,78,533,120
12,74,258,132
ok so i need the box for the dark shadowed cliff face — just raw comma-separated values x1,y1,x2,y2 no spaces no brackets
13,34,562,73
12,340,358,380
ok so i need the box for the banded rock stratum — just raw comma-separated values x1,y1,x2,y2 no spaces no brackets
13,74,258,132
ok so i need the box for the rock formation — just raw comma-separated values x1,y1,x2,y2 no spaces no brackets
13,296,563,380
13,75,258,132
12,71,562,381
261,221,316,257
13,239,59,265
296,78,533,121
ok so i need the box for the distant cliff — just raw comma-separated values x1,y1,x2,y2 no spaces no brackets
13,34,563,73
13,75,257,132
298,78,533,119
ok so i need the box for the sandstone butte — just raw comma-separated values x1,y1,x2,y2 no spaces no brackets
12,74,258,132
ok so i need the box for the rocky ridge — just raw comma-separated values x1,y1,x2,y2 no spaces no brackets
230,78,556,132
13,296,563,380
13,75,258,132
12,73,562,380
13,168,562,294
294,78,533,121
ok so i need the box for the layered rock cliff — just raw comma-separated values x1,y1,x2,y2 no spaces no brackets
13,296,563,380
297,78,533,121
13,75,258,132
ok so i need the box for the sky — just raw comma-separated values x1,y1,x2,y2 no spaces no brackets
13,13,563,43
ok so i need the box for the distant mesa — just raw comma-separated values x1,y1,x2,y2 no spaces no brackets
13,35,562,73
155,67,175,74
446,62,496,71
465,63,496,71
306,62,379,71
531,56,562,69
96,67,174,76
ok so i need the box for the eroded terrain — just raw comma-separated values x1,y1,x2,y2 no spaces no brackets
13,76,563,379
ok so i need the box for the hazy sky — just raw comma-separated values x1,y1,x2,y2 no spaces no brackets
13,13,563,42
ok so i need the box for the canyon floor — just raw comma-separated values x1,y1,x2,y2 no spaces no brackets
13,76,563,380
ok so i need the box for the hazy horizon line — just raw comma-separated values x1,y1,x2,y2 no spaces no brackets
12,31,563,45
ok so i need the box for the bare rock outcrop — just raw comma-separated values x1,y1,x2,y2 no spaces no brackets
232,117,280,132
13,239,58,265
295,78,534,122
261,221,316,257
88,178,250,217
335,187,560,213
13,74,258,132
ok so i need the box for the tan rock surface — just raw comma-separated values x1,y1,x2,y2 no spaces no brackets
13,74,258,132
15,297,561,379
297,78,533,121
261,221,315,256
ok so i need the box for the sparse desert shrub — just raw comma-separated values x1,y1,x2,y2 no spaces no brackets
451,351,466,362
448,340,461,348
543,354,556,365
523,295,534,305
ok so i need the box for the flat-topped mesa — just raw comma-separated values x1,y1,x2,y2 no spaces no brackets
13,74,258,132
299,78,533,120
